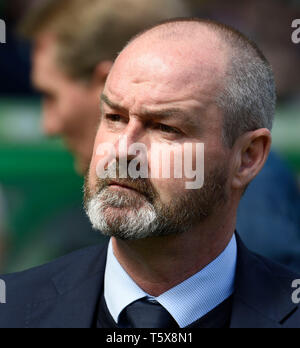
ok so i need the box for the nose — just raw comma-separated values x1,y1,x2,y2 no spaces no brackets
114,118,147,160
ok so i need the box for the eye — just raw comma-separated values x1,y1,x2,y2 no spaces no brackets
105,114,122,122
154,123,181,134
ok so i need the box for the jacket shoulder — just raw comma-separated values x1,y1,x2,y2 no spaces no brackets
252,250,300,281
0,243,108,305
233,235,300,328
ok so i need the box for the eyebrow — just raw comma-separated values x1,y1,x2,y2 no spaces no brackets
100,93,199,129
101,93,127,114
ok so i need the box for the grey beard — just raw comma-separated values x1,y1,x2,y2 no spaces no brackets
85,187,184,240
84,159,229,241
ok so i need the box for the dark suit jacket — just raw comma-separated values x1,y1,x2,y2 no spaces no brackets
0,235,299,328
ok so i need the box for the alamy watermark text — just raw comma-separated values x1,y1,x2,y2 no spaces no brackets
96,136,205,189
0,19,6,44
0,279,6,304
292,19,300,44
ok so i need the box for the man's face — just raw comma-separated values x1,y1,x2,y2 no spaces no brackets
85,34,231,240
32,35,101,174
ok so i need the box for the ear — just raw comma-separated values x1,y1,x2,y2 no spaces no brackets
231,128,272,190
90,60,114,88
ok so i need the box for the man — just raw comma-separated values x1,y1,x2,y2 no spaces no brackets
20,0,300,271
1,18,299,328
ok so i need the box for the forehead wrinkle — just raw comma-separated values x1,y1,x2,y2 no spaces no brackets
140,106,184,119
101,93,202,132
138,106,201,130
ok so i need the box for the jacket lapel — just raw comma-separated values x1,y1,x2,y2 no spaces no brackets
230,235,298,328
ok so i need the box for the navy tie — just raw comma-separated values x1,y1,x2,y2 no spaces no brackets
119,298,179,328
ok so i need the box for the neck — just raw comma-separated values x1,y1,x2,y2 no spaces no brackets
112,210,236,297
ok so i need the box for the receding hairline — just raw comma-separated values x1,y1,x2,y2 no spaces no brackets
122,18,255,78
130,18,222,41
126,17,269,65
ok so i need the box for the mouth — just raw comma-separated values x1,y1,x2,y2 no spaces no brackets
107,180,142,194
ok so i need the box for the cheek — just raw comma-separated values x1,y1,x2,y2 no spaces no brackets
59,88,91,124
89,133,107,192
50,94,78,128
87,163,98,194
147,145,189,204
204,147,227,175
150,177,187,205
89,127,119,178
89,139,102,180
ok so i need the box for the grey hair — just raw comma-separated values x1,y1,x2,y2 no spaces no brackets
214,25,276,147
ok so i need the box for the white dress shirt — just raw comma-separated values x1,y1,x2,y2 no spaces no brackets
104,234,237,328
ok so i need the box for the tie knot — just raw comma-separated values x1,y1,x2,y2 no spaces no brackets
119,298,179,328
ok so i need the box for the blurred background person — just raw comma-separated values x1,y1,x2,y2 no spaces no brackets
20,0,189,175
0,0,299,273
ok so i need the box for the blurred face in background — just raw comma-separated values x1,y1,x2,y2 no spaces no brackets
31,34,108,174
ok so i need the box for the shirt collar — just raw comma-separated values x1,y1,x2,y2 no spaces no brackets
104,234,237,328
